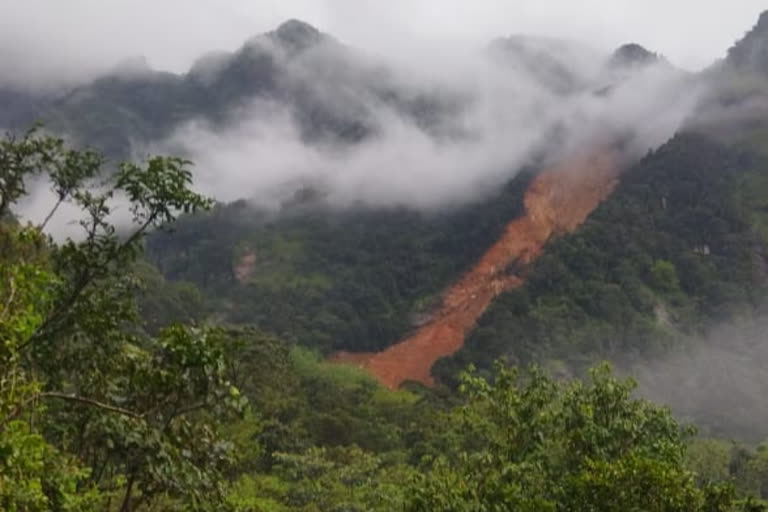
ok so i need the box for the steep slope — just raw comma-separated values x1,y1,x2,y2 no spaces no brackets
146,174,533,353
726,11,768,76
137,18,759,379
436,132,768,386
333,149,620,388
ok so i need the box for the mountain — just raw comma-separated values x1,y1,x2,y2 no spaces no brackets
1,21,672,159
3,12,768,433
608,43,663,68
488,35,598,94
0,19,465,157
34,19,361,155
0,85,45,129
7,10,768,511
726,11,768,75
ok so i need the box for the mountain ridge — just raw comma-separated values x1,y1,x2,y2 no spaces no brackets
0,18,679,157
727,10,768,75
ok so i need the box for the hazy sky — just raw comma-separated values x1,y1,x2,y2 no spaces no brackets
1,0,766,85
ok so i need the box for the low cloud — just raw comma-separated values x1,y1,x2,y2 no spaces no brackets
0,0,765,88
151,42,702,210
633,318,768,442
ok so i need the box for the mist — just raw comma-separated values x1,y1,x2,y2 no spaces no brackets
144,34,702,210
0,0,765,89
632,318,768,443
4,3,763,225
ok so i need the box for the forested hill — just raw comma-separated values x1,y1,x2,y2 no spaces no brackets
144,124,768,396
726,10,768,76
447,132,768,379
145,170,535,352
139,12,768,381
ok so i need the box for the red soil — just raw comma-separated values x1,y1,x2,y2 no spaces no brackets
331,149,621,389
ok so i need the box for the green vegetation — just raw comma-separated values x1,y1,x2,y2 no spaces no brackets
409,364,734,512
144,129,768,393
0,129,240,510
5,129,768,510
4,10,768,512
146,172,534,353
442,133,768,384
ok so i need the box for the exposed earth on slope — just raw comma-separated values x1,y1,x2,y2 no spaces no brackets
332,149,621,389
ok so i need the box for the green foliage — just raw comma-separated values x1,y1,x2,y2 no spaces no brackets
734,443,768,500
255,446,411,511
445,133,768,383
407,363,733,512
223,339,429,463
0,128,239,510
133,260,208,335
0,420,101,512
213,331,431,511
651,259,681,292
687,439,734,486
684,438,768,506
3,119,768,512
147,173,535,353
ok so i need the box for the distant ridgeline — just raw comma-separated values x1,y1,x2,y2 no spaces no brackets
0,19,457,157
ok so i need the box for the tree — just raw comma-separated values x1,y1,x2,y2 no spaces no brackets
0,127,245,510
651,259,681,293
407,362,735,512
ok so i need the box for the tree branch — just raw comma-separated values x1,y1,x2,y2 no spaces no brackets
19,212,158,352
0,276,16,322
39,195,65,232
163,401,208,432
0,391,142,433
40,392,143,419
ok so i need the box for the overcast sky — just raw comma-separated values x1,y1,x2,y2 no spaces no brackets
1,0,766,85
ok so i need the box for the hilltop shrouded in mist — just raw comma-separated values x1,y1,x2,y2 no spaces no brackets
726,10,768,75
152,22,700,209
2,18,704,215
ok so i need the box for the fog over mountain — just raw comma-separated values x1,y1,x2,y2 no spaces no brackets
0,15,708,219
3,4,768,224
1,0,765,88
149,24,698,209
7,5,768,510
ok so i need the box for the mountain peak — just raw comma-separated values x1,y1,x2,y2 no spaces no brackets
726,10,768,74
272,19,323,52
608,43,660,68
759,9,768,28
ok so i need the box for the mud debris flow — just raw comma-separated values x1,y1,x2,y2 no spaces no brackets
331,149,621,389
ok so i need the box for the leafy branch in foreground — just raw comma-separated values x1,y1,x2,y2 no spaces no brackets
0,127,240,511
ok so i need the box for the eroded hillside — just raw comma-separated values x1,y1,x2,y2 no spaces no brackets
332,149,621,388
